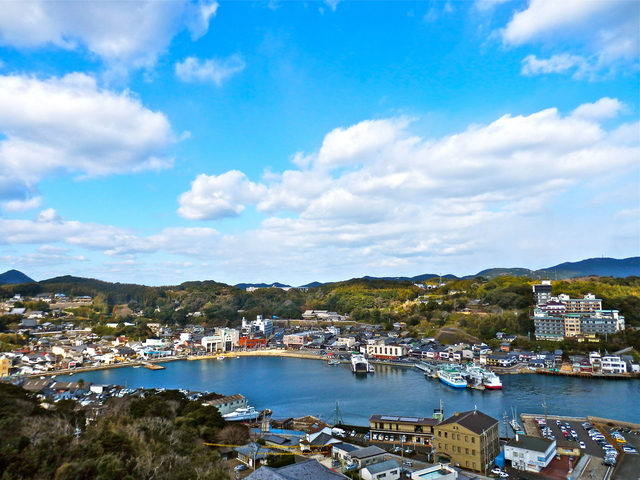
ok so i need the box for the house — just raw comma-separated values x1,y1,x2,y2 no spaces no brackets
504,434,556,473
434,409,500,473
0,355,11,377
361,459,400,480
332,443,361,464
262,434,300,449
244,459,348,479
234,442,278,469
346,445,386,470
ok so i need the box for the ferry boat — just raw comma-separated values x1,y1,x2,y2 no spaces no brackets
437,368,467,389
223,406,260,422
483,371,503,389
351,354,374,373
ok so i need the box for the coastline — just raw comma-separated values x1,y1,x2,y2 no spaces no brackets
24,348,640,380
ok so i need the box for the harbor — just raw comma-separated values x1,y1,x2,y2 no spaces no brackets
52,355,640,427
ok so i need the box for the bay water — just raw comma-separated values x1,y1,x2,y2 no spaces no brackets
57,357,640,427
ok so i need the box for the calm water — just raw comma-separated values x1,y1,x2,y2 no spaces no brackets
57,357,640,427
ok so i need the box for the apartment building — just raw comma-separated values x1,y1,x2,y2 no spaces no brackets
434,410,500,474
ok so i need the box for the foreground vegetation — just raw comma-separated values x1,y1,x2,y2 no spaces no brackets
0,383,243,480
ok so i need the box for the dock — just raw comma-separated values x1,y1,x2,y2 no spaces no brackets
144,364,166,370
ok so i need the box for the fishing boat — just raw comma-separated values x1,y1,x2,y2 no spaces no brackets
328,359,341,366
217,355,225,361
437,367,467,389
223,406,260,422
351,354,374,373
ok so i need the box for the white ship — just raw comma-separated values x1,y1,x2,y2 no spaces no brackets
483,370,502,389
223,406,260,422
437,367,467,389
351,354,374,373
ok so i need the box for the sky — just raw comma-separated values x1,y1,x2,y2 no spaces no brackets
0,0,638,287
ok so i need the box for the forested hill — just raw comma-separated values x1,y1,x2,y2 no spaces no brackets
0,269,34,285
474,256,639,280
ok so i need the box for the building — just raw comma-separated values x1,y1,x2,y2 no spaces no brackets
434,409,500,474
532,281,553,304
504,434,556,473
244,459,348,479
361,459,400,480
348,445,387,470
0,355,10,377
557,293,602,313
367,344,409,360
240,336,267,349
532,312,565,341
410,464,458,480
204,394,247,415
600,355,627,374
369,414,438,445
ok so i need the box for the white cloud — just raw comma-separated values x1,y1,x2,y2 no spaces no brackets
175,55,246,85
571,97,624,121
0,1,219,69
1,101,637,285
521,53,589,77
324,0,341,12
1,196,42,212
186,1,219,40
0,73,175,207
501,0,639,77
172,99,638,281
177,171,267,220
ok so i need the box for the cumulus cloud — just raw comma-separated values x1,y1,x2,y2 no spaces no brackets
175,55,246,84
1,100,637,285
177,171,267,220
173,99,638,280
0,0,219,69
1,196,42,212
501,0,639,77
0,73,175,208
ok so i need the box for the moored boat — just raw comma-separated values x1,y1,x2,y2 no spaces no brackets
223,406,260,422
351,354,374,373
483,371,503,389
437,367,467,389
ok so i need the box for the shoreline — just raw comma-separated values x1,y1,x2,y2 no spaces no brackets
24,348,640,380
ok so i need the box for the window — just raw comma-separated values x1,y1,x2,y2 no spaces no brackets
465,436,468,442
466,461,469,467
472,450,475,456
472,437,475,444
466,448,469,454
473,462,476,469
438,431,441,437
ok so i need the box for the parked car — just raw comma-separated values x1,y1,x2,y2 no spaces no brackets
234,464,248,472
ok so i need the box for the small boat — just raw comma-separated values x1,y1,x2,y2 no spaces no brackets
483,371,503,389
328,359,341,366
223,406,260,422
133,365,141,368
217,355,226,361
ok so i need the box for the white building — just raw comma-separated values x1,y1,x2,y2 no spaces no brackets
242,315,273,337
504,435,556,473
601,355,627,374
361,460,400,480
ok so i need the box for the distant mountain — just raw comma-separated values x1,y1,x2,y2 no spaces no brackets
362,274,458,282
234,282,292,290
471,257,639,280
0,269,35,285
298,281,323,288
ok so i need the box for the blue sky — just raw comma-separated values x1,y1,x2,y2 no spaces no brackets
0,0,638,286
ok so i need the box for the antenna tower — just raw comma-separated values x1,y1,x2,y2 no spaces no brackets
333,401,344,426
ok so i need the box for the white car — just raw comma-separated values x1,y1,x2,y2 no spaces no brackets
499,472,509,478
491,467,502,475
